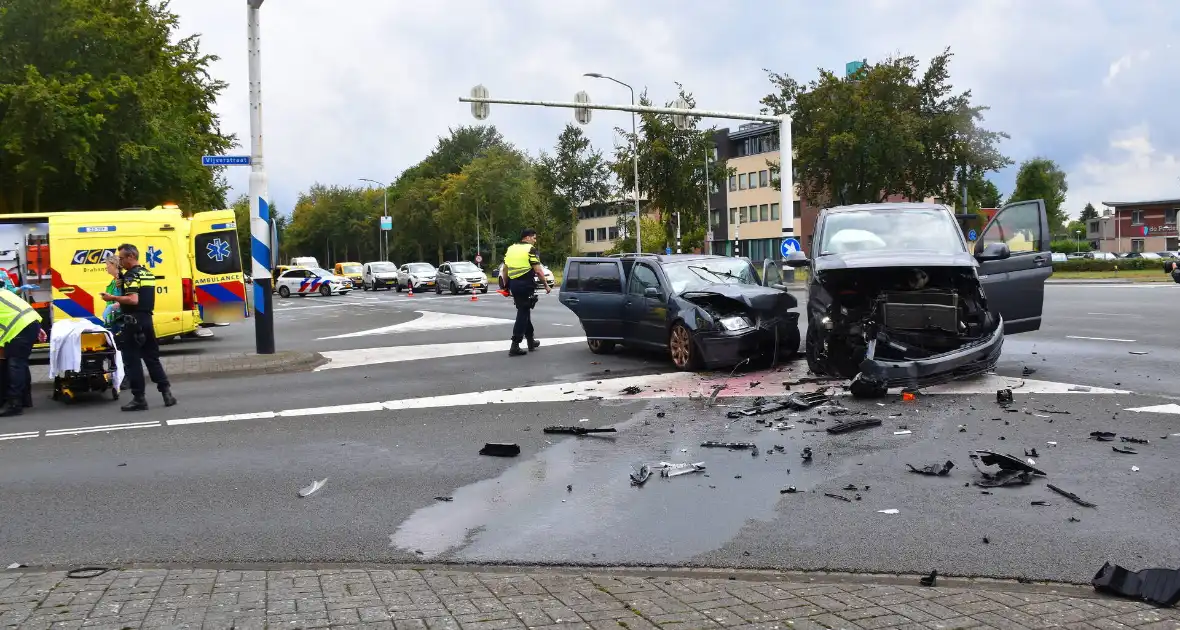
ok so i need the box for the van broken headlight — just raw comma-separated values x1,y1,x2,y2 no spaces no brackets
719,316,754,331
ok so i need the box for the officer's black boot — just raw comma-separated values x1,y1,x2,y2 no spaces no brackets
527,337,540,351
508,339,527,357
0,402,22,417
162,389,177,407
121,396,149,412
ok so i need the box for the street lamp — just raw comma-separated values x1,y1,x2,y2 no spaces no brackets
1075,229,1082,253
246,0,273,354
359,178,388,260
585,72,642,254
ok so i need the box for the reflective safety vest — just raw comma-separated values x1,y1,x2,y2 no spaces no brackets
504,243,540,280
0,290,42,346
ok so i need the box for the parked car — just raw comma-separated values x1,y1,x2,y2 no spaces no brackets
558,254,799,370
275,267,353,298
362,261,399,290
1084,251,1118,261
1122,252,1161,260
436,261,489,294
784,200,1051,398
1051,252,1068,263
396,262,437,292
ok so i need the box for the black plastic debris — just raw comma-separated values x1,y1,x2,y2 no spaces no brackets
824,492,851,502
656,412,666,418
1030,500,1049,506
826,418,882,434
1092,562,1180,607
1090,431,1116,442
969,450,1046,487
700,441,757,450
543,426,618,435
1113,446,1138,455
780,486,798,494
801,447,814,462
566,484,573,492
787,390,831,410
996,389,1013,404
919,570,938,587
630,464,651,487
842,484,858,491
1069,517,1081,523
982,537,990,544
1025,448,1040,458
1121,436,1149,445
1047,484,1096,508
907,460,955,476
479,443,521,457
434,496,453,502
620,385,643,395
1022,366,1037,377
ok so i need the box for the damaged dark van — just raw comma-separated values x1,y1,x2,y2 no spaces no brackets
785,200,1052,397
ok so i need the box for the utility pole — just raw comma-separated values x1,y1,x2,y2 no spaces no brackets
359,178,388,260
246,0,273,354
584,74,642,254
703,146,711,255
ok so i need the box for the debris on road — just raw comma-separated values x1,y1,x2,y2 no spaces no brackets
907,460,955,476
787,390,832,410
1025,448,1040,458
6,563,26,569
700,441,758,452
996,389,1014,405
298,478,327,498
969,450,1046,488
706,384,726,406
801,447,814,462
1031,501,1049,506
1089,431,1117,442
434,496,453,502
620,385,643,395
780,486,798,494
1113,446,1138,455
543,426,618,435
657,462,706,478
1128,351,1149,356
1068,385,1092,392
1047,484,1097,508
1131,466,1140,472
919,570,938,587
826,418,882,434
877,509,899,514
824,492,851,502
630,464,652,487
1092,562,1180,607
479,443,521,457
893,429,912,435
1121,436,1149,444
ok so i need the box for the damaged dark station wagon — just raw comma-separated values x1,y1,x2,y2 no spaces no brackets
559,254,799,369
785,200,1053,397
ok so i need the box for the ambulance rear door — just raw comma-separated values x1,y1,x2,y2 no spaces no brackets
189,210,247,323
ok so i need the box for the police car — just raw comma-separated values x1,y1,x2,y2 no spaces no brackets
275,267,353,297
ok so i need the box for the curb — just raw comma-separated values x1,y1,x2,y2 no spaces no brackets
30,351,326,386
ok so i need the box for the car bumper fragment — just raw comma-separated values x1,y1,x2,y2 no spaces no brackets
857,317,1004,389
694,313,799,369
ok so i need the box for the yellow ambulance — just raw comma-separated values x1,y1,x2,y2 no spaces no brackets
0,205,246,346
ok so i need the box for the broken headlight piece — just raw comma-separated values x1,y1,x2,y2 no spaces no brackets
719,316,754,331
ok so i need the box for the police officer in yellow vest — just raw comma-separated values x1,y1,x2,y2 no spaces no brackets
100,244,176,411
0,287,42,417
501,228,551,357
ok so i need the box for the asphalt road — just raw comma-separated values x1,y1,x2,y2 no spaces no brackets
2,282,1178,583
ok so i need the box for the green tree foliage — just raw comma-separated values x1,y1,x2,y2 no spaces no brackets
536,124,614,257
1080,202,1099,221
611,84,731,252
951,174,1004,213
760,49,1010,206
0,0,234,213
1009,157,1068,232
605,212,665,255
284,184,384,265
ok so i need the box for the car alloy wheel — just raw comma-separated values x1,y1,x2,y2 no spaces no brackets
587,339,616,355
669,323,697,370
320,284,332,297
278,286,291,298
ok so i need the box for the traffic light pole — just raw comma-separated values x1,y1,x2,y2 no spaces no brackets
247,0,274,354
459,93,795,278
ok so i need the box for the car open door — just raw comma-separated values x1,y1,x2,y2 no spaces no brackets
559,258,626,340
973,199,1052,334
189,210,247,323
760,258,784,288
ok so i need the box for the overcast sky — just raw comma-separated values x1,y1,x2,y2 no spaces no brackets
172,0,1178,218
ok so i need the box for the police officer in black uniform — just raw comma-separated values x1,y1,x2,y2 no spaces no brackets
100,244,176,411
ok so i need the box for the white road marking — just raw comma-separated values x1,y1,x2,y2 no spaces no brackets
316,337,587,371
1125,403,1180,415
167,411,277,426
0,431,38,441
317,310,515,340
44,421,160,436
1086,312,1137,317
1066,335,1136,343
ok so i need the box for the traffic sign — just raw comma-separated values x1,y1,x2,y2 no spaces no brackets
780,237,802,257
475,254,483,264
380,216,392,231
202,155,250,166
967,229,977,241
665,247,672,255
574,91,592,125
470,85,490,120
672,98,690,130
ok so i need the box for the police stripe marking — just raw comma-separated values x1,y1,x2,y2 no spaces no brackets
197,282,246,303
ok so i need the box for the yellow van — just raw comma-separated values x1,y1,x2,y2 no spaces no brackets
333,261,363,287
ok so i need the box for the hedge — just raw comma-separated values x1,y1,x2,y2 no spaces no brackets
1052,258,1159,272
1050,239,1091,254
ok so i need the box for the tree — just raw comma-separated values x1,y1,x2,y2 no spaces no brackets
605,213,665,255
950,174,1003,212
1009,157,1068,232
0,0,235,213
760,48,1010,207
1080,202,1099,221
536,124,614,258
611,84,731,252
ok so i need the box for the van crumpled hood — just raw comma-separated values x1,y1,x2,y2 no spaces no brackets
680,283,797,313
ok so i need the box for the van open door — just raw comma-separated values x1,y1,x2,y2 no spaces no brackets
189,210,247,323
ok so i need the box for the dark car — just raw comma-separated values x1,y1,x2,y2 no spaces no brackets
558,254,799,370
785,200,1052,397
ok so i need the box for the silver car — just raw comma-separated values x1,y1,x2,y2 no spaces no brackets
435,261,489,294
396,262,437,292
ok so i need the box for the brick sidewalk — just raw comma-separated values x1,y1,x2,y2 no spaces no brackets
30,351,324,385
0,568,1175,630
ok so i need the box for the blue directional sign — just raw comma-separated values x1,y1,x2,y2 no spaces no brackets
780,237,802,257
665,247,672,255
380,216,393,231
967,229,978,241
201,155,251,166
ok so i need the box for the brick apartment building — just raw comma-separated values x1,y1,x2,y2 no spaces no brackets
1089,199,1180,253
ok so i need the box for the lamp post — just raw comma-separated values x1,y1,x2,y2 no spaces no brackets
359,178,388,260
1075,229,1082,253
246,0,273,354
585,73,642,254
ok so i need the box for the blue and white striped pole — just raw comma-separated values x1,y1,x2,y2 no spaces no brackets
247,0,274,354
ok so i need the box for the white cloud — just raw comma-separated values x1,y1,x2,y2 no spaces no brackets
1104,50,1151,86
1067,125,1180,212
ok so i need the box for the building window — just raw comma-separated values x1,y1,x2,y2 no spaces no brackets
747,173,756,189
770,203,780,221
711,209,722,227
596,227,607,241
1167,209,1178,225
729,207,737,224
585,229,594,242
1089,221,1100,233
608,227,619,240
760,204,769,222
1131,238,1145,253
740,207,748,223
1132,210,1144,225
738,175,747,191
759,170,769,187
728,175,736,192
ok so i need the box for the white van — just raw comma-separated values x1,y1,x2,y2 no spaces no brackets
290,256,319,268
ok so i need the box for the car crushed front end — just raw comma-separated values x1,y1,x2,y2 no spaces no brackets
678,285,800,369
805,254,1002,395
